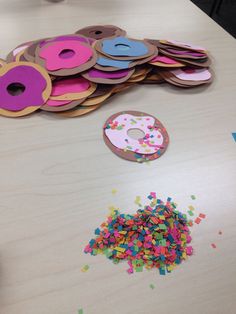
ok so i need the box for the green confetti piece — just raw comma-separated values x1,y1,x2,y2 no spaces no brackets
188,210,194,216
191,195,196,200
149,283,155,289
78,309,83,314
159,224,167,230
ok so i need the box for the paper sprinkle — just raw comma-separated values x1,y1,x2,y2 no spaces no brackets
149,283,155,289
199,213,206,219
112,189,117,195
81,265,89,272
78,309,84,314
84,193,193,275
194,217,201,224
211,243,216,249
191,195,196,200
188,210,194,217
232,133,236,142
134,196,142,206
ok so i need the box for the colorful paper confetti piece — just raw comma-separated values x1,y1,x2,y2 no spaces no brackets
218,230,222,235
232,133,236,142
134,196,142,206
78,309,84,314
188,205,195,211
211,243,216,249
199,213,206,219
194,217,201,224
149,284,155,289
112,189,117,195
188,210,194,216
191,195,196,200
81,265,89,272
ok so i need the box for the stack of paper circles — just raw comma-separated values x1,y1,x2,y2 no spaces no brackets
0,25,213,118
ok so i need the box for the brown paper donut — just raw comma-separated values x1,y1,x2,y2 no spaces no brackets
75,25,126,40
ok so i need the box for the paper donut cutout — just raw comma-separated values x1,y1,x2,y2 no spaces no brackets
75,25,126,40
35,40,97,76
0,62,52,117
95,37,157,61
103,111,169,162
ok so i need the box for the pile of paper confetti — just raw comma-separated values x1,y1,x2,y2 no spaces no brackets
0,24,212,117
84,193,193,275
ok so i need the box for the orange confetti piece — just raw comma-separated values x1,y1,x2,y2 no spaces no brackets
199,213,206,219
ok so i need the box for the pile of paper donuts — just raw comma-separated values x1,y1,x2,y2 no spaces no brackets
0,25,213,118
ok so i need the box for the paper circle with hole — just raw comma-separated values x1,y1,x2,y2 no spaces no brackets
0,62,52,117
103,111,169,162
35,39,97,76
75,25,126,40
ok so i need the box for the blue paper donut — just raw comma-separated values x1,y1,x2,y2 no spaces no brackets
101,37,149,57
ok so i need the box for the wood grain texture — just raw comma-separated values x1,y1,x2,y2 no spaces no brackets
0,1,236,314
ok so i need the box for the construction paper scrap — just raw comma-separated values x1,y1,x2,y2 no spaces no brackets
199,213,206,219
81,264,90,272
135,196,142,206
194,217,201,224
211,243,216,249
191,195,196,200
149,284,155,289
84,193,193,275
232,133,236,142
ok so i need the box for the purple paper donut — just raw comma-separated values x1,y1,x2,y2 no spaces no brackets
0,62,51,112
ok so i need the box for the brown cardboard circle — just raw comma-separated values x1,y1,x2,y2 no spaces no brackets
56,103,101,118
103,111,169,162
75,25,126,40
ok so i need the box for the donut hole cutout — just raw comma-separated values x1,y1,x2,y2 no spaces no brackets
7,82,26,96
59,49,75,59
94,31,102,35
127,128,145,140
115,43,130,51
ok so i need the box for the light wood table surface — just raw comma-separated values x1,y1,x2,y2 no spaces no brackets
0,1,236,313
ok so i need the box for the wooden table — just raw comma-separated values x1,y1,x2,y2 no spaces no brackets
0,0,236,313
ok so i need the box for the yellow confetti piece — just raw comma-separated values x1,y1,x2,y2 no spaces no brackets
81,264,89,272
188,205,195,211
115,247,126,253
112,189,117,195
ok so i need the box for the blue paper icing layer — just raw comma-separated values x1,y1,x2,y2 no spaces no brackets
101,37,148,57
97,57,131,69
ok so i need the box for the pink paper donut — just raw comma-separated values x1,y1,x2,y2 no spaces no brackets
103,111,169,162
38,40,95,72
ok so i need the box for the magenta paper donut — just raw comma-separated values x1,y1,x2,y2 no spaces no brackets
103,111,169,162
0,62,52,117
35,40,97,76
